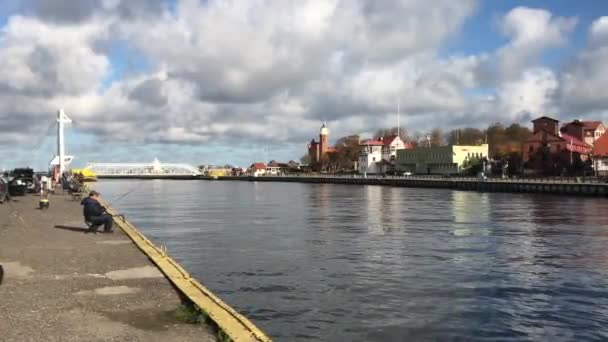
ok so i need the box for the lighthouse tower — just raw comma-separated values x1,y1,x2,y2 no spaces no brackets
319,122,329,160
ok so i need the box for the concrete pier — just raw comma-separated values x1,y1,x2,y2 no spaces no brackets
0,193,216,342
216,175,608,197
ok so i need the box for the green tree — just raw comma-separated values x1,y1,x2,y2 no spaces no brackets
504,123,531,142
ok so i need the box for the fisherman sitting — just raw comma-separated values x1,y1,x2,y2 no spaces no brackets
81,191,113,233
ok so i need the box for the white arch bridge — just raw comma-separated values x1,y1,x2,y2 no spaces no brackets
85,158,201,177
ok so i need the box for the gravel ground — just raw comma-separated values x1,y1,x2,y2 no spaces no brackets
0,191,216,342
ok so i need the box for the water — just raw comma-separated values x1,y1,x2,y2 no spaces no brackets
95,180,608,341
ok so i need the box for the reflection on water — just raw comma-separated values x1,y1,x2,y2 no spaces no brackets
96,180,608,341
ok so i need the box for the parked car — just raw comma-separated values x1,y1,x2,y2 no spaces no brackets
0,177,9,203
9,177,28,196
8,168,35,195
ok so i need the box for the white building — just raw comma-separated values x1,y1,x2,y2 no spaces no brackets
381,135,409,161
592,132,608,176
250,163,267,176
359,140,384,174
359,135,411,174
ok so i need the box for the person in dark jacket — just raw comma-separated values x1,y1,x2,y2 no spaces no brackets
81,190,113,233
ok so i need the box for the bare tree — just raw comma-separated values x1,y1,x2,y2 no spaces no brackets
430,128,444,147
300,154,311,165
373,127,409,142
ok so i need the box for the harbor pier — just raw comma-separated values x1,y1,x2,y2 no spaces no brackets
0,191,269,342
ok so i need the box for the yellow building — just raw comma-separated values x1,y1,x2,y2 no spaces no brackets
396,144,489,175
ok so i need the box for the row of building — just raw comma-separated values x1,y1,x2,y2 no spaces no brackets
305,122,491,175
304,116,608,176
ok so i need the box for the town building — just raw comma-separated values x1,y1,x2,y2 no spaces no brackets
358,139,383,174
358,135,412,174
249,162,266,176
266,161,290,175
307,122,336,164
396,144,489,175
522,116,591,174
561,120,606,147
592,132,608,176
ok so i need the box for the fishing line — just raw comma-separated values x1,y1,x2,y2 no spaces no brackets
31,120,57,170
103,181,145,207
32,121,56,150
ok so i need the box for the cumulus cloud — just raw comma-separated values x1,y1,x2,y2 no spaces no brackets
495,67,558,120
494,7,577,82
555,16,608,122
0,0,604,166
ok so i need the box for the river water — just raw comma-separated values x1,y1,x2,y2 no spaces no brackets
95,180,608,341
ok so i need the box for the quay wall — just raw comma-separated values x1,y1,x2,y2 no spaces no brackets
215,176,608,197
94,194,271,342
95,174,608,197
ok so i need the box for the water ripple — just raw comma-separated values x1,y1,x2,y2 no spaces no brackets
96,180,608,341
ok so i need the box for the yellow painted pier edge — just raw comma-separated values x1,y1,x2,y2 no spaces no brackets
95,195,272,342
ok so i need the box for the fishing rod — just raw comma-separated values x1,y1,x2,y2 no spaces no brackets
93,181,145,221
109,183,142,204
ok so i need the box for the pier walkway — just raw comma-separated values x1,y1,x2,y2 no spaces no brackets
0,193,215,342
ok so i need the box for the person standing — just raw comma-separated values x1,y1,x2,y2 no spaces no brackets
81,191,113,233
40,174,48,195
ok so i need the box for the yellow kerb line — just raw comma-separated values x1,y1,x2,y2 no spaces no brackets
98,199,272,342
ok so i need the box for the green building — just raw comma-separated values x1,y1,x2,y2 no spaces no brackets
396,144,489,175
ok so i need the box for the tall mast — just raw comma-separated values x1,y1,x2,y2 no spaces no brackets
56,109,72,175
397,99,400,138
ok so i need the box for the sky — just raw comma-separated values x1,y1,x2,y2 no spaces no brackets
1,0,608,170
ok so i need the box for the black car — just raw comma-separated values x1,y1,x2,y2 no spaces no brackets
8,168,35,196
0,177,9,203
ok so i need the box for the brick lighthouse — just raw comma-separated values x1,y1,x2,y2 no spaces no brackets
319,122,329,160
307,122,333,164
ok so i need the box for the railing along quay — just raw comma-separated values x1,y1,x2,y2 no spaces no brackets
213,174,608,197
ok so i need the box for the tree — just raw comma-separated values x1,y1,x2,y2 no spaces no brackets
487,122,531,160
300,154,311,165
447,128,484,145
430,128,444,147
504,123,531,142
373,127,408,142
329,135,360,171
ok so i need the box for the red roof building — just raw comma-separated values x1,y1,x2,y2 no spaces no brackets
250,162,266,170
593,132,608,157
358,135,413,174
360,139,384,146
560,133,592,154
523,116,594,174
592,132,608,176
561,120,606,147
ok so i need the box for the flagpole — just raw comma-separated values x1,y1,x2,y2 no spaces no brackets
570,138,573,166
397,99,400,138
